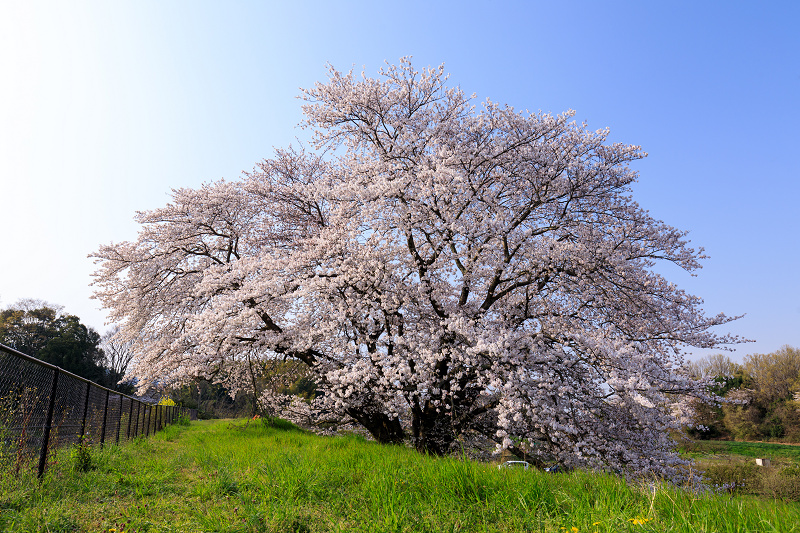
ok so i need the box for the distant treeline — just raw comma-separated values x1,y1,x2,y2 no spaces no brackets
169,359,317,420
0,299,133,394
687,346,800,442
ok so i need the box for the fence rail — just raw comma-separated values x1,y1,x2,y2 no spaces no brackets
0,343,186,477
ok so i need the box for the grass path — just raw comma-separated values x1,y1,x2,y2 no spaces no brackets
1,420,799,532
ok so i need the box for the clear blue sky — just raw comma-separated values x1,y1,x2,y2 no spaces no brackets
1,1,797,362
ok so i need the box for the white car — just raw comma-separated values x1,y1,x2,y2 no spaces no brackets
497,461,530,470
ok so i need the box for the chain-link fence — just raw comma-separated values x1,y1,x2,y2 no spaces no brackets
0,343,186,477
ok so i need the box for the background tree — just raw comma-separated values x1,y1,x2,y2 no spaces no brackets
92,59,740,479
722,346,800,441
0,299,65,356
686,353,741,381
686,347,800,442
0,300,126,391
684,354,746,440
743,346,800,407
100,325,136,391
171,378,256,419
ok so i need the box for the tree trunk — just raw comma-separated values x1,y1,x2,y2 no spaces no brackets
346,406,405,445
412,403,457,455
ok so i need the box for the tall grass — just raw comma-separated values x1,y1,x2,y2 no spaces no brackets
1,420,799,532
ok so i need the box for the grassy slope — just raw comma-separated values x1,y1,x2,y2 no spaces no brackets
684,440,800,462
1,420,799,532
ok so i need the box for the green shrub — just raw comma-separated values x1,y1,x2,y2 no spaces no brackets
723,405,762,441
701,460,800,500
260,416,301,431
70,436,92,473
759,414,785,439
702,462,760,494
781,464,800,477
762,466,800,500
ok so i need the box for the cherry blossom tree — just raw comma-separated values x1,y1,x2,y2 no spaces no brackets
92,58,740,479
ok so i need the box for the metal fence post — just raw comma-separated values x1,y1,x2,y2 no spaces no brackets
37,368,59,478
131,400,142,438
115,395,123,444
79,381,91,441
99,389,110,448
126,398,133,439
144,405,150,437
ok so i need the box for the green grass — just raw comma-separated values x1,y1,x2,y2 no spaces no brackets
683,440,800,462
2,420,799,532
680,439,800,502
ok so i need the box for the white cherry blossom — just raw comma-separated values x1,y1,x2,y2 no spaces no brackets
92,58,741,480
